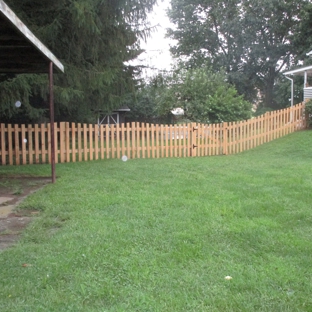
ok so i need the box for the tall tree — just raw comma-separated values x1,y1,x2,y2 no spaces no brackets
0,0,157,123
167,0,311,108
294,2,312,60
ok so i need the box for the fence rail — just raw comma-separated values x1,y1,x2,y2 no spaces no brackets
0,103,306,165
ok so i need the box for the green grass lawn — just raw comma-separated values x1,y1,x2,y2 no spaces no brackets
0,131,312,312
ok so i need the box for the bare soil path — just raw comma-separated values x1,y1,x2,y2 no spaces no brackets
0,175,51,250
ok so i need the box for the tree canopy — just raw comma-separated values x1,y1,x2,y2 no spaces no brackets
0,0,157,123
167,0,312,108
129,65,252,124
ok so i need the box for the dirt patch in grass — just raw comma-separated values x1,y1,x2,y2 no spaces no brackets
0,175,51,250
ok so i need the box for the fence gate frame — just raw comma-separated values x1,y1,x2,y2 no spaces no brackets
191,123,198,157
190,122,228,157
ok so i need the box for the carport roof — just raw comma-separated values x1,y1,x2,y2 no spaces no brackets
0,0,64,74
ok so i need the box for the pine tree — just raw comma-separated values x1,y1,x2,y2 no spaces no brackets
0,0,157,123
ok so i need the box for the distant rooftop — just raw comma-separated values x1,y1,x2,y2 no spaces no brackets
283,65,312,76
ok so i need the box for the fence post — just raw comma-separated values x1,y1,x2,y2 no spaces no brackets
191,122,197,157
187,123,192,157
223,122,228,155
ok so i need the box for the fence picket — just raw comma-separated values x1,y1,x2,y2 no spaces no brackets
152,124,155,157
121,123,125,159
89,124,93,161
54,123,58,164
60,122,65,163
126,123,130,159
100,124,104,160
47,123,51,164
71,122,76,162
105,124,110,159
148,124,151,158
211,124,215,155
112,124,116,159
14,124,19,165
8,125,13,165
115,124,120,160
65,122,70,162
94,124,99,160
142,123,146,159
41,124,46,163
77,123,81,162
1,124,5,165
34,124,39,164
82,124,86,161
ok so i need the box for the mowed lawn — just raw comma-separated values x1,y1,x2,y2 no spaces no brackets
0,131,312,312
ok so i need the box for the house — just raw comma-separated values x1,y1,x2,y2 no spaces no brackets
283,64,312,102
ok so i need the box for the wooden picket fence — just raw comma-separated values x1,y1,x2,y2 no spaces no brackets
0,103,307,166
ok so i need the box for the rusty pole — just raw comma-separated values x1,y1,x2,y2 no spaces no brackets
49,61,56,183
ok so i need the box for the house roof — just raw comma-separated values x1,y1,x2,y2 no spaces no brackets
113,105,130,112
0,0,64,73
283,65,312,76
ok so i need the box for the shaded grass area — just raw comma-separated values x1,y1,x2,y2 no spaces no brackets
0,131,312,311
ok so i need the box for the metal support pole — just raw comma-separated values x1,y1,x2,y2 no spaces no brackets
49,62,56,183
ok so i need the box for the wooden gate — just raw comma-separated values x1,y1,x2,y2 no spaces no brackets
190,122,225,157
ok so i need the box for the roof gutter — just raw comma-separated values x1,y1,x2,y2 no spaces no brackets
284,75,294,108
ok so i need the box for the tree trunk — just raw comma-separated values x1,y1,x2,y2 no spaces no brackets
263,67,276,108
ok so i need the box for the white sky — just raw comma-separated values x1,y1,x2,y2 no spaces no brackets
134,1,176,78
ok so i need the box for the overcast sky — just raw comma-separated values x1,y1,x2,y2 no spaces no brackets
134,1,176,78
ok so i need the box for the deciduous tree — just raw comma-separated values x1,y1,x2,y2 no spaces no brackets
155,65,252,124
167,0,311,108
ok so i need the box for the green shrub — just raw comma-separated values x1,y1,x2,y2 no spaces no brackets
305,99,312,128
